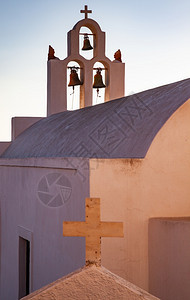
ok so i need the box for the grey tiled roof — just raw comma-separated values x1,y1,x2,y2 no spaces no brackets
2,78,190,159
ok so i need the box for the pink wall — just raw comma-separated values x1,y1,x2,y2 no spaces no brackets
0,157,89,299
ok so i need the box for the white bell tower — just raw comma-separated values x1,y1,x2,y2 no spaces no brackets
47,5,125,116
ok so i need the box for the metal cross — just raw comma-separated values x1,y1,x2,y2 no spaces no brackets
80,5,92,19
63,198,124,266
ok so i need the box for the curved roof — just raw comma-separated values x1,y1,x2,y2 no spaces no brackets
2,78,190,159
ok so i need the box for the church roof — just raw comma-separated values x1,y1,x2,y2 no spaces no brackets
2,78,190,159
22,265,159,300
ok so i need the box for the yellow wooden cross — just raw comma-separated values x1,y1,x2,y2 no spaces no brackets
63,198,124,266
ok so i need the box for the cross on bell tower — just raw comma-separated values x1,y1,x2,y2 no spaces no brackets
80,5,92,19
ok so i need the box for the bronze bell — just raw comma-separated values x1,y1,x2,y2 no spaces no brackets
68,69,82,88
93,69,106,89
82,34,93,51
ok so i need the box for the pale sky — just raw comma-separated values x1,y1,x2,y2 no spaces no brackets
0,0,190,140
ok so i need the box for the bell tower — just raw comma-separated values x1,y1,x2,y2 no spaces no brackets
47,5,125,116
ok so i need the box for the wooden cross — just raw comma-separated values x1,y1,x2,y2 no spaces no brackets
63,198,124,266
80,5,92,19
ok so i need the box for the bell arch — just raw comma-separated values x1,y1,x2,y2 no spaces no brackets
79,27,94,60
68,18,105,58
47,6,125,116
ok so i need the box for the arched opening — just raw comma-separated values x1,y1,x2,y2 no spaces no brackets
67,61,82,110
79,26,94,60
92,62,106,105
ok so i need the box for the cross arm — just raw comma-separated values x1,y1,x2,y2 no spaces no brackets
63,221,86,236
100,222,124,237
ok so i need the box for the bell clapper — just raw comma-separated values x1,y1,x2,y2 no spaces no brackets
71,90,74,110
70,86,74,96
97,88,100,97
69,86,74,110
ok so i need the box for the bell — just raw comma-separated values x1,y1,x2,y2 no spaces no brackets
82,34,93,51
93,69,106,89
68,69,82,88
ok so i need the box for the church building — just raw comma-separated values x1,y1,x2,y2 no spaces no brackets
0,5,190,300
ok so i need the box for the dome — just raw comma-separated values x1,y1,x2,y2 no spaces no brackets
2,78,190,159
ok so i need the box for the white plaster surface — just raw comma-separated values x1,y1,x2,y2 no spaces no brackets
22,265,160,300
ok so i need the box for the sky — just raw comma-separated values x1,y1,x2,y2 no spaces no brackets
0,0,190,140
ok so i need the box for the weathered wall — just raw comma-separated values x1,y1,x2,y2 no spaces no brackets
90,99,190,292
0,157,89,299
149,218,190,300
22,266,160,300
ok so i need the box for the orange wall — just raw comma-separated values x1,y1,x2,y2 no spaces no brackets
89,99,190,291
